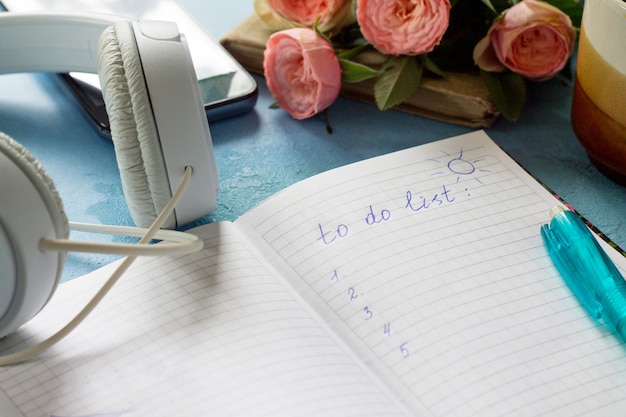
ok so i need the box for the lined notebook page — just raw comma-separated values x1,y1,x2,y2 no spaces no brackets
0,223,408,417
237,131,626,416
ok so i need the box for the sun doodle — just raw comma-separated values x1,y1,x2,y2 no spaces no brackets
429,148,491,185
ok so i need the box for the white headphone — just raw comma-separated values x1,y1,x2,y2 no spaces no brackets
0,13,218,347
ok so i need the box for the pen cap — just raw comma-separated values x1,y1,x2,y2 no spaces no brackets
592,238,626,340
549,207,626,340
601,286,626,340
548,207,592,246
550,209,625,291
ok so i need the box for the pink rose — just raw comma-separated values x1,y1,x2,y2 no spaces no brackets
356,0,451,56
264,28,342,120
473,0,576,81
255,0,355,32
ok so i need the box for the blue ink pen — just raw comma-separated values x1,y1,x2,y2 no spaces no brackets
541,206,626,340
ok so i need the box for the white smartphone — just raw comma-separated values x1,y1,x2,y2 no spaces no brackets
0,0,258,137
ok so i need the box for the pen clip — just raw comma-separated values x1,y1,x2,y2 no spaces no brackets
540,224,603,320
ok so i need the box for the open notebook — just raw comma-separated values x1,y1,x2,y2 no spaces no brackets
1,130,625,417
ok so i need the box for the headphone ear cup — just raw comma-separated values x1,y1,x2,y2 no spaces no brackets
97,22,175,228
0,132,68,338
0,134,69,238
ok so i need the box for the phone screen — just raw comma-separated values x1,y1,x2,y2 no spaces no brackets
0,0,258,134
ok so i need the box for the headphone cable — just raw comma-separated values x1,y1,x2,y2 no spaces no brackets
0,166,198,365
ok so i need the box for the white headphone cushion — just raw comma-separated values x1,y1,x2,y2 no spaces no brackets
97,24,174,228
0,132,68,240
0,132,69,338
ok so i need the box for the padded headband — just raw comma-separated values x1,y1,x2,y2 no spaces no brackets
0,12,219,228
0,12,119,74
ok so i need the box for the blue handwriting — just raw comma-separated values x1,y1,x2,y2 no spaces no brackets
405,185,455,212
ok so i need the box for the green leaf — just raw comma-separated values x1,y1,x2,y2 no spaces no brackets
336,42,371,60
480,0,497,14
339,58,381,83
480,70,526,121
312,17,332,42
422,55,446,78
374,56,423,111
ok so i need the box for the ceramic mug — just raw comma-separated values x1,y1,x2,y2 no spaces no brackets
571,0,626,185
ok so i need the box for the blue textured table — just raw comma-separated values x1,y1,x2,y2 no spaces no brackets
0,0,624,282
